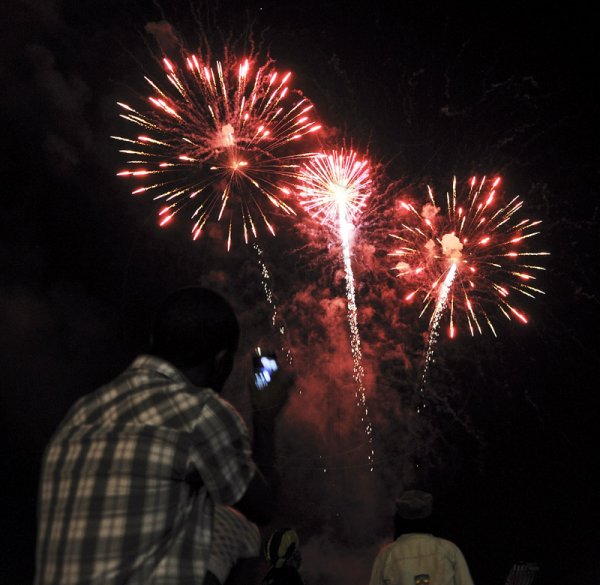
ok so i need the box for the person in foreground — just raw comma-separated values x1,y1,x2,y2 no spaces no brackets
368,490,474,585
34,287,293,584
204,504,261,585
261,528,304,585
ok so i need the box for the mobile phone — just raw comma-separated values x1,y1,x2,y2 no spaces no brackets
252,348,278,390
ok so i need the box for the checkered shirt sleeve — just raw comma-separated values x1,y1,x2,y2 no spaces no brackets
34,355,255,585
207,505,260,583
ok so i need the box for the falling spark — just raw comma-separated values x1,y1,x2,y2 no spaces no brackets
390,176,548,339
390,176,549,409
114,50,312,393
296,150,374,467
254,242,295,371
114,52,321,248
417,262,458,412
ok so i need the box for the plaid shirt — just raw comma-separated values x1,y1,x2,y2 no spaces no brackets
207,505,260,583
35,355,255,585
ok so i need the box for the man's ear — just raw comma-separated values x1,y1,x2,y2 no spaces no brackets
209,347,236,393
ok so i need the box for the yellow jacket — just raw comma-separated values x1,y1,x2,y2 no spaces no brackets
368,533,474,585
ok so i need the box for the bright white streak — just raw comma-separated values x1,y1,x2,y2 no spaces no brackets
335,187,374,469
417,261,458,412
296,151,374,468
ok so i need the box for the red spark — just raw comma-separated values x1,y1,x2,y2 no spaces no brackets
389,176,549,337
114,50,321,248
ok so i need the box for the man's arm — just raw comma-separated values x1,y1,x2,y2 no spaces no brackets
368,548,387,585
234,368,293,524
453,546,475,585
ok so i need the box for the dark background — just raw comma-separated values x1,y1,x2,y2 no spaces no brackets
1,1,599,583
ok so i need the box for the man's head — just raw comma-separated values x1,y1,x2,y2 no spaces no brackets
394,490,436,538
150,287,240,390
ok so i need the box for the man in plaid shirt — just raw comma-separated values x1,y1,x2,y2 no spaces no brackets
34,287,292,584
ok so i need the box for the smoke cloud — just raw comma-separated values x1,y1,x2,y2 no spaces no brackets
145,20,182,54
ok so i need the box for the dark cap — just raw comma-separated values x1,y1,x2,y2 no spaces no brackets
264,528,299,568
395,490,433,519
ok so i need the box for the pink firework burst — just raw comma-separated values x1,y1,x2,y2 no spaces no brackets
295,149,375,466
113,52,321,250
390,176,549,339
295,150,371,228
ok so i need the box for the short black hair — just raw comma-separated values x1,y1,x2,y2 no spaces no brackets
150,287,240,367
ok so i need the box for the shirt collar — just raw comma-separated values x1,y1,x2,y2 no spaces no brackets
129,354,190,385
397,533,433,540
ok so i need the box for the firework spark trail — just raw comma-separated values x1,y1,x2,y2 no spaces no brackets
390,176,549,411
339,198,371,438
114,52,320,249
417,262,457,412
254,242,295,373
114,51,319,400
296,150,374,468
390,176,549,340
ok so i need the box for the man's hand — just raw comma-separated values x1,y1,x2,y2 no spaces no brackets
235,366,295,524
249,367,295,421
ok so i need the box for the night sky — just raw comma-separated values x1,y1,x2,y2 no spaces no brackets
2,1,599,584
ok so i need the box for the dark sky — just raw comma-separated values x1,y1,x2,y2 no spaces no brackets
1,1,599,584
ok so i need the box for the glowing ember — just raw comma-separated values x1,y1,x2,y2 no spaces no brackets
113,52,321,249
296,149,374,467
390,176,549,339
254,242,294,370
391,176,548,414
